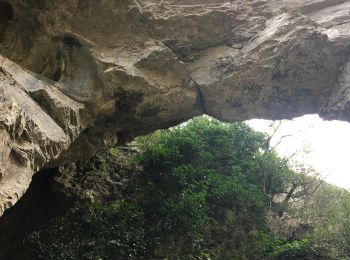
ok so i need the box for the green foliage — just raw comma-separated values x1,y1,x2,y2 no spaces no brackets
16,116,350,260
135,117,273,256
18,202,152,260
294,184,350,259
271,239,312,259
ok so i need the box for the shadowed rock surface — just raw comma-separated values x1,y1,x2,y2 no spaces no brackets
0,0,350,215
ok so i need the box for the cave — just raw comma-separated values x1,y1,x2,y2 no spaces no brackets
0,0,350,231
0,1,14,22
0,168,66,258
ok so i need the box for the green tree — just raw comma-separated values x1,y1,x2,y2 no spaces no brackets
14,116,350,260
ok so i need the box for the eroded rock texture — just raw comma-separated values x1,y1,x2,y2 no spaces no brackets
0,0,350,215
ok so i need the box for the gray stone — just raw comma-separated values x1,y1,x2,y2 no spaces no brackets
0,0,350,215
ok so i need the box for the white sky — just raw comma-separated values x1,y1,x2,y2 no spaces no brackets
247,115,350,190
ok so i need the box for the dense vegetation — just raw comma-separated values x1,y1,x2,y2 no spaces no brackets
14,117,350,259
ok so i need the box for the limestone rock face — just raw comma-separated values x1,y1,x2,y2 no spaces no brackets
0,0,350,215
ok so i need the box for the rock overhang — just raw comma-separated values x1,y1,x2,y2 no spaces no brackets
0,0,350,216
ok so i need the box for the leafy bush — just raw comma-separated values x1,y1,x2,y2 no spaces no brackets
14,116,350,259
18,202,152,260
271,239,312,259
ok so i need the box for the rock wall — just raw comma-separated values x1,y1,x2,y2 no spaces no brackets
0,0,350,215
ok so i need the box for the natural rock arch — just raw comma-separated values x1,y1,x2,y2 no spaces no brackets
0,0,350,215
